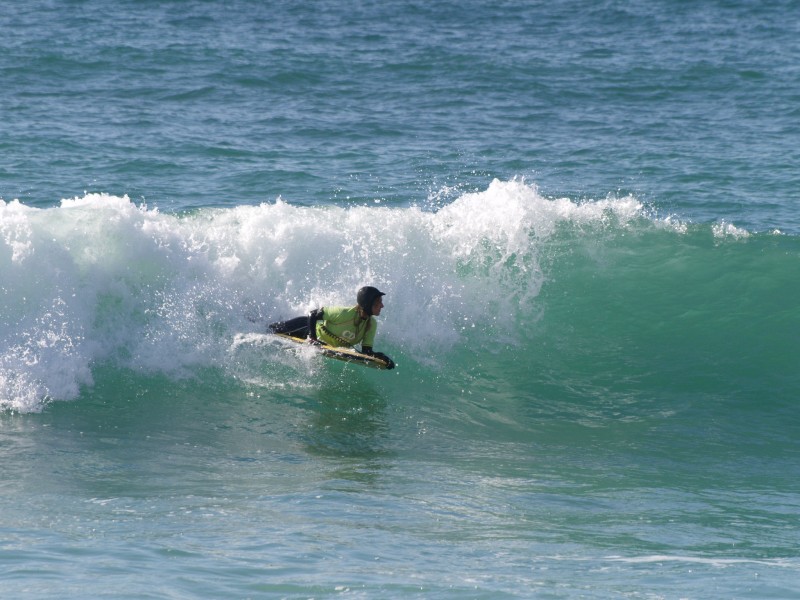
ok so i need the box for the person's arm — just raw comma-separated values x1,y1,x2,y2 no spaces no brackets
308,308,324,344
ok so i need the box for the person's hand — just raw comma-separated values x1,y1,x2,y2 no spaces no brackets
307,337,323,347
373,352,395,370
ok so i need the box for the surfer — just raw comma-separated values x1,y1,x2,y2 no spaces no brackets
269,286,395,369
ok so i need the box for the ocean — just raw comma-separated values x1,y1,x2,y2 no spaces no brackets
1,0,799,597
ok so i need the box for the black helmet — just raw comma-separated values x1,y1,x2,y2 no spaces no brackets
357,286,385,315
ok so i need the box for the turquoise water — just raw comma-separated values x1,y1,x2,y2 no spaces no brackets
2,1,799,598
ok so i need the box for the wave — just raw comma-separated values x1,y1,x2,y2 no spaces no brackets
2,180,798,412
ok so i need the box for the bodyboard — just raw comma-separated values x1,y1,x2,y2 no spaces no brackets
272,333,390,370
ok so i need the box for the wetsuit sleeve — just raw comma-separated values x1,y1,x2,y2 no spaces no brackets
308,308,324,339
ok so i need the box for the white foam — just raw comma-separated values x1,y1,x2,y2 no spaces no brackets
712,220,751,239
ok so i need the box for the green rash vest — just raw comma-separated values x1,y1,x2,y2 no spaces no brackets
315,306,377,349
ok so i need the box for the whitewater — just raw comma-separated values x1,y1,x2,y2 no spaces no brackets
0,180,631,410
